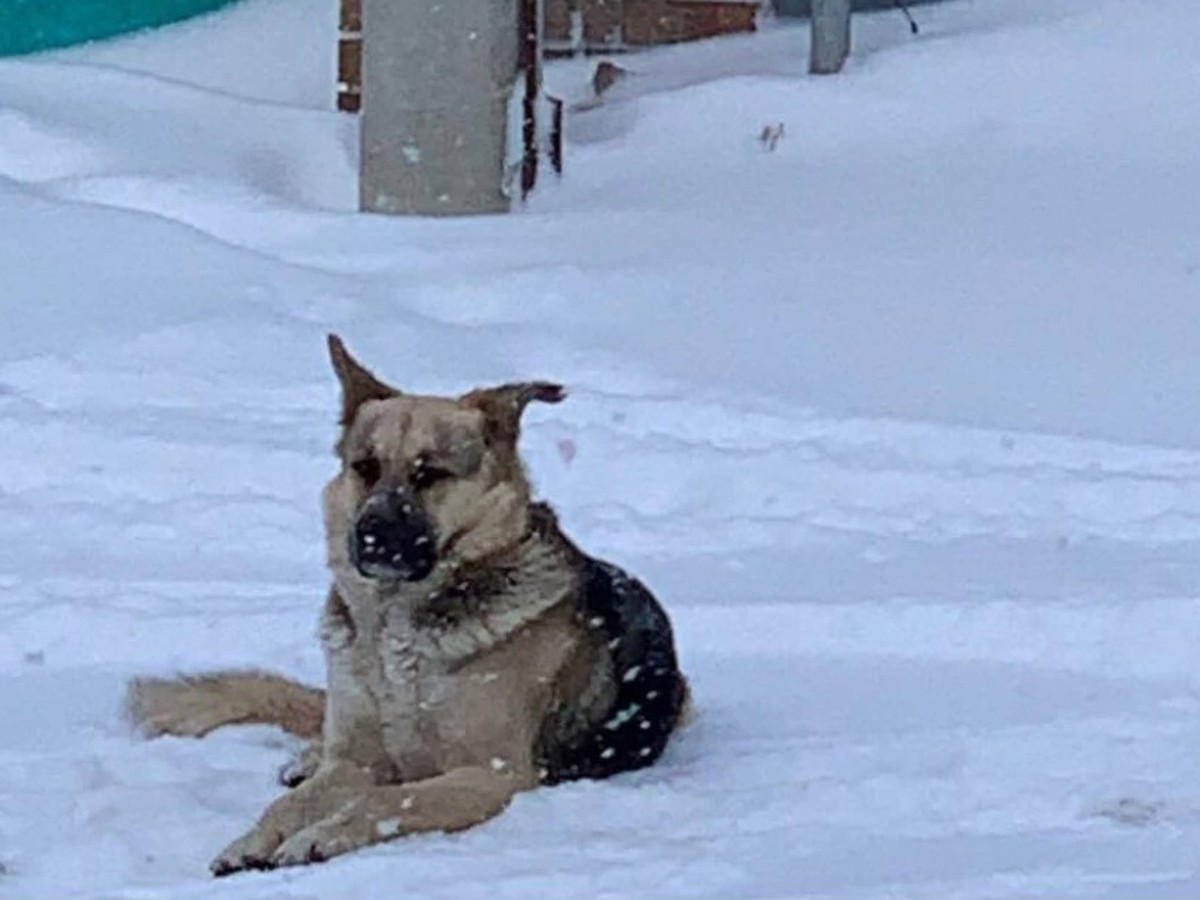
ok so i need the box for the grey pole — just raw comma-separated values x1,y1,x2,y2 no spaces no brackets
360,0,520,215
810,0,851,75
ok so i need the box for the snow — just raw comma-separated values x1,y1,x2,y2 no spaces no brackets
1,0,1199,896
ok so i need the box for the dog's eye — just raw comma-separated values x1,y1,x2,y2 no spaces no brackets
351,457,382,487
411,461,453,490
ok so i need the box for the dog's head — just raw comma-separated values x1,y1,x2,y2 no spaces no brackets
322,335,565,585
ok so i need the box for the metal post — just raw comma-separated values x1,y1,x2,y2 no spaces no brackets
360,0,520,215
519,0,540,199
810,0,851,75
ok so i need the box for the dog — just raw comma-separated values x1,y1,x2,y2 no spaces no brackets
126,335,689,875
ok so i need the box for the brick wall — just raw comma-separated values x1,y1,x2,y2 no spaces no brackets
545,0,574,43
546,0,626,53
584,0,624,45
338,0,362,111
640,1,756,44
546,0,755,53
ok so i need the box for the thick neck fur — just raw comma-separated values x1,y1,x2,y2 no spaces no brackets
330,509,577,665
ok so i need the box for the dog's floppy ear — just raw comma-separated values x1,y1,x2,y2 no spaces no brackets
327,334,400,426
462,381,566,442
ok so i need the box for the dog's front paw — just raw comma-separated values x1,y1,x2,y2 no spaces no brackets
210,827,286,877
270,816,367,869
210,763,374,875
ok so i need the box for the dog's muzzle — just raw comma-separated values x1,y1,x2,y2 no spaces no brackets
349,489,437,582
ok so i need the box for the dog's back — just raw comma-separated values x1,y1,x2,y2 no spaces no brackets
535,509,688,784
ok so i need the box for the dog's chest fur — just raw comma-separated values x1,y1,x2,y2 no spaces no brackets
319,551,579,783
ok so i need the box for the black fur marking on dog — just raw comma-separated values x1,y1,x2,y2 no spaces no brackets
538,559,685,785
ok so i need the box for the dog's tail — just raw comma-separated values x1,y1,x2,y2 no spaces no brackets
125,670,325,740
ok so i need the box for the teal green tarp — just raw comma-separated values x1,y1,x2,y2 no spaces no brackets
0,0,240,56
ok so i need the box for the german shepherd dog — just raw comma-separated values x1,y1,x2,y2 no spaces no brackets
126,336,689,875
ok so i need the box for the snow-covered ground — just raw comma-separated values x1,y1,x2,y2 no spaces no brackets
1,0,1199,895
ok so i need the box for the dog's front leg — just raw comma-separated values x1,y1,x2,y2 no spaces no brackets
270,765,526,868
211,762,373,876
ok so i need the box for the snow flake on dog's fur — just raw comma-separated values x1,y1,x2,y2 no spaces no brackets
375,818,403,838
603,702,641,730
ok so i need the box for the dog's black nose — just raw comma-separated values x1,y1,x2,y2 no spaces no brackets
350,490,437,582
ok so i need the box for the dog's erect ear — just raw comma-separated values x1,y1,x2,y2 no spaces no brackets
327,334,400,426
462,381,566,442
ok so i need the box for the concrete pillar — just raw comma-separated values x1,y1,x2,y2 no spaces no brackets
810,0,851,75
360,0,520,215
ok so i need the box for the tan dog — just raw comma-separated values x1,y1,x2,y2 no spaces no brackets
126,335,689,875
